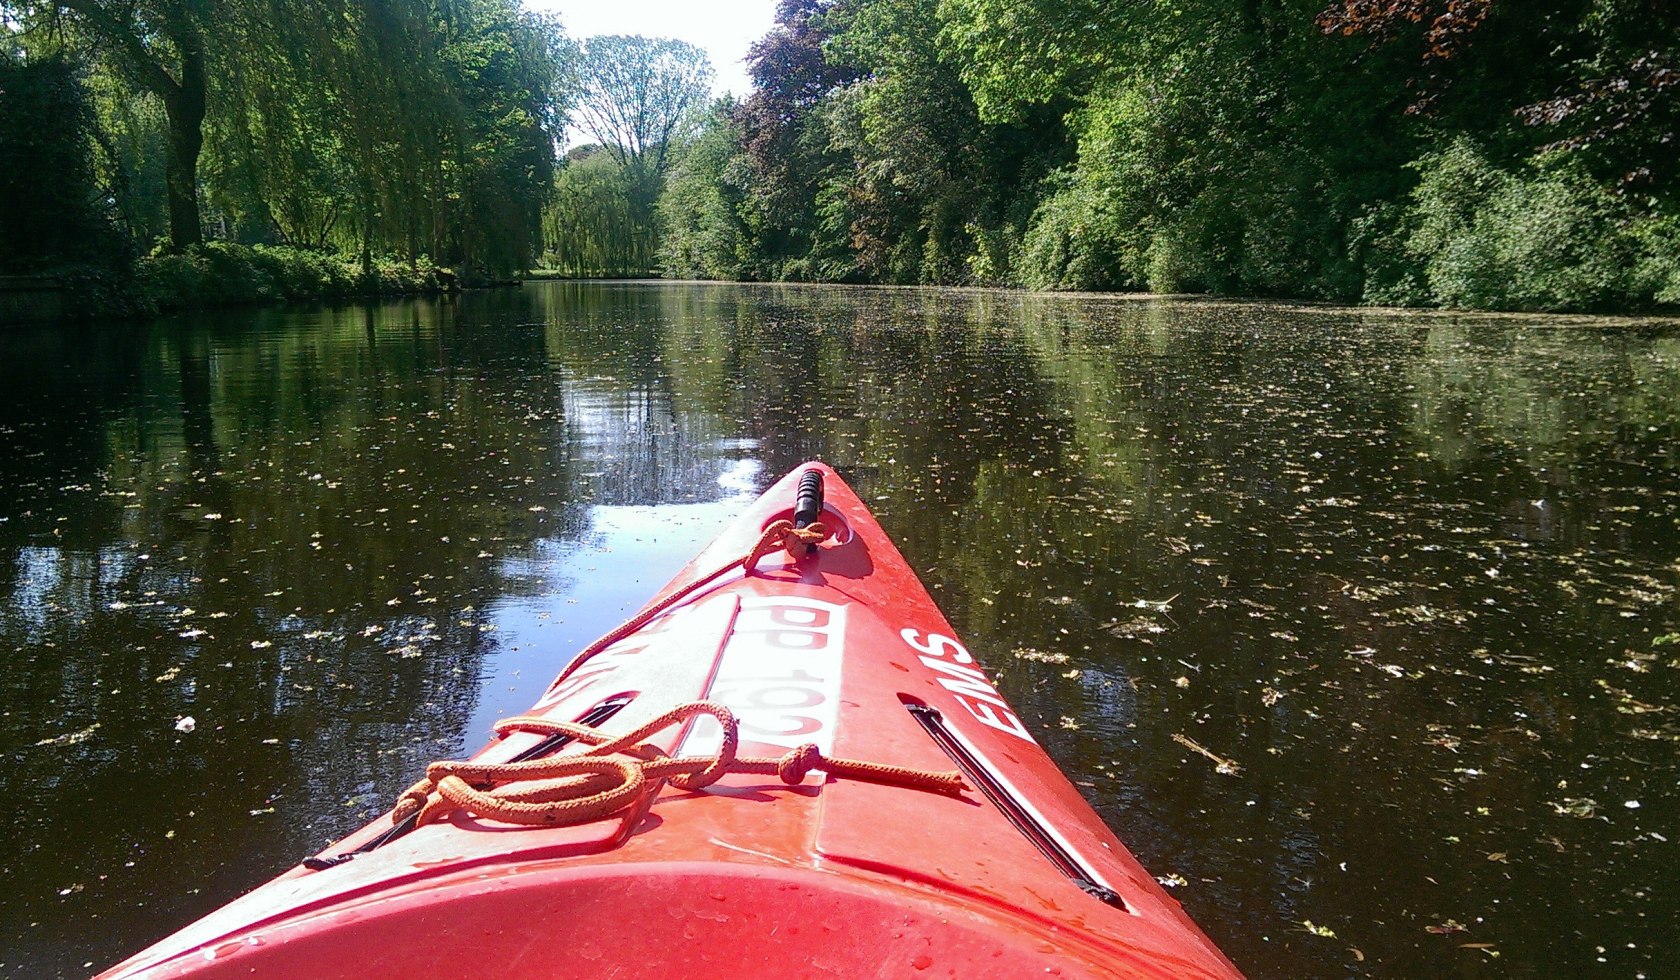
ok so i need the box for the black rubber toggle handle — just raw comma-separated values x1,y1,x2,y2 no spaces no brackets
794,469,824,530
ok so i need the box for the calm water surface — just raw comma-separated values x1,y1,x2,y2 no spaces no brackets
2,283,1677,978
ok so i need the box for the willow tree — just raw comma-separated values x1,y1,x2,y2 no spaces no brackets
207,0,454,265
6,0,568,272
5,0,214,248
211,0,567,273
3,0,371,250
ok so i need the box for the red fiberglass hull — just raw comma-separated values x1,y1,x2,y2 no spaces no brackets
102,463,1243,979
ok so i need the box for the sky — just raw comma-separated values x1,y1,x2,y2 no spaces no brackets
525,0,781,100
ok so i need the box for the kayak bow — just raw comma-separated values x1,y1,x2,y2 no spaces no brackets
102,462,1244,979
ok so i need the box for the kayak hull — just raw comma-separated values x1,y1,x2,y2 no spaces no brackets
139,864,1198,979
102,463,1243,979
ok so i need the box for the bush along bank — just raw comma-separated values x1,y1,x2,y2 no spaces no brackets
47,243,462,320
135,243,459,313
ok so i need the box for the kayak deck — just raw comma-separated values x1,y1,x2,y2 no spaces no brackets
103,463,1243,979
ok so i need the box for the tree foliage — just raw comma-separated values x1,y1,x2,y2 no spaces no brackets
544,146,649,277
659,99,750,280
1,0,569,277
646,0,1680,312
575,34,712,181
544,34,713,278
0,54,124,272
731,0,860,279
8,0,217,248
6,0,1676,312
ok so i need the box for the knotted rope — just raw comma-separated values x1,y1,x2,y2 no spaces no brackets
392,700,967,828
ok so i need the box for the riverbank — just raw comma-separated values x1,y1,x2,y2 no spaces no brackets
6,243,460,323
14,253,1678,327
520,268,661,281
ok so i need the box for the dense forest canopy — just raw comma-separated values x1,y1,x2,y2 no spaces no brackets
2,0,1676,312
658,0,1679,311
1,0,572,280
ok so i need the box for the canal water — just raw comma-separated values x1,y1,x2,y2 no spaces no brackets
2,283,1675,977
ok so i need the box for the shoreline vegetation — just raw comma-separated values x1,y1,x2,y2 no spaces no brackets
3,2,1678,322
640,1,1680,317
2,244,461,323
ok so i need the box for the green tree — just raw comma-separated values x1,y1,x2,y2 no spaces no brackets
939,0,1424,297
5,0,568,276
545,146,641,277
567,34,712,275
16,0,215,248
0,53,125,271
658,99,750,279
84,64,171,243
731,0,859,279
575,34,712,182
824,0,1060,285
435,3,570,276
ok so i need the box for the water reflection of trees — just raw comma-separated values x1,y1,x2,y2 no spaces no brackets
923,296,1680,976
534,282,769,504
4,285,1674,977
0,296,595,974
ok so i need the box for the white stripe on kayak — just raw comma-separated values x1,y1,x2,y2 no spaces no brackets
680,595,847,781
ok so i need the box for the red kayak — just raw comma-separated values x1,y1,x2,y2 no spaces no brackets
103,463,1243,978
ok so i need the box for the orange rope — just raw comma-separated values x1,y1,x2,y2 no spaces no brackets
392,701,968,829
541,519,828,696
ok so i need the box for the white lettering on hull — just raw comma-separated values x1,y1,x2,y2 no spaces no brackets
901,628,1036,743
682,596,846,771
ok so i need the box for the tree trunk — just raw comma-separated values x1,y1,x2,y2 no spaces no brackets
56,1,207,249
162,35,207,250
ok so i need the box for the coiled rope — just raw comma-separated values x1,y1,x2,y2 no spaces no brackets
392,700,968,828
